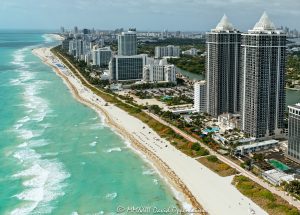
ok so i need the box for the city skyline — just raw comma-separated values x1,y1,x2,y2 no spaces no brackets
0,0,299,31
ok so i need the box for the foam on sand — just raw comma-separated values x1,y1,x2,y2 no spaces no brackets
105,147,122,153
105,192,118,200
142,169,156,175
89,141,97,147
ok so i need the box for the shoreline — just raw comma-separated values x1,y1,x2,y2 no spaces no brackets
32,48,202,212
33,47,268,215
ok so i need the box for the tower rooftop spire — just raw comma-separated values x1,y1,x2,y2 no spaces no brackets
253,12,276,31
214,14,235,31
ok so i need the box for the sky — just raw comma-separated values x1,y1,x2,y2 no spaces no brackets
0,0,299,31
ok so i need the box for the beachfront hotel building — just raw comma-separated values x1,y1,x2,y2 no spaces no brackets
155,45,181,58
109,55,148,81
118,28,137,56
287,103,300,163
194,81,207,113
240,12,286,139
143,59,177,83
92,47,112,68
206,15,241,118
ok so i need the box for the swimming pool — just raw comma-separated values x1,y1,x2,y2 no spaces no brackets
268,159,291,171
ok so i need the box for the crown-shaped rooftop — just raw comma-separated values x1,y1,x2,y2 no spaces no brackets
214,14,235,31
252,12,276,31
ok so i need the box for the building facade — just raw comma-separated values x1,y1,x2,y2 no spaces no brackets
61,38,70,52
110,55,147,81
68,39,88,60
143,59,176,83
287,103,300,163
118,28,137,56
194,81,207,113
155,45,180,58
240,12,286,139
92,47,112,68
206,15,241,117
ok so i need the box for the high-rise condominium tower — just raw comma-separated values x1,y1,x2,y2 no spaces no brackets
118,28,137,56
206,15,241,118
240,12,286,139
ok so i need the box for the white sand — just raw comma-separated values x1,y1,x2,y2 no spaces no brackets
33,47,268,215
47,34,64,41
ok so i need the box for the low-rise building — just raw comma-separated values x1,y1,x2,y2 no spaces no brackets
182,48,199,56
262,169,294,186
234,140,279,155
155,45,180,58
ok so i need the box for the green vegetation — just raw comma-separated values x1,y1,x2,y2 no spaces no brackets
191,143,209,156
135,91,152,99
168,55,205,75
286,53,300,88
162,95,193,106
130,82,176,90
206,155,218,162
233,175,300,215
285,180,300,200
197,155,237,177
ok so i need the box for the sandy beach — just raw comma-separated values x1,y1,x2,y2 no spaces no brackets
47,34,64,41
33,47,268,215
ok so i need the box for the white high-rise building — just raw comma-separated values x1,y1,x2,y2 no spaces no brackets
194,81,207,113
164,65,176,83
155,45,180,58
92,47,112,68
143,59,176,83
118,28,137,56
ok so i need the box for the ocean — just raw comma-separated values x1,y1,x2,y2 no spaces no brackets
0,31,180,214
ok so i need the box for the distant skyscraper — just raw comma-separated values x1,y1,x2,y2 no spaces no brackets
194,81,207,113
240,12,286,139
60,27,65,34
206,15,241,117
74,26,78,34
83,29,89,35
118,28,137,56
287,103,300,163
61,38,71,52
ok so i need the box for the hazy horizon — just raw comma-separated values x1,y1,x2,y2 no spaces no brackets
0,0,299,32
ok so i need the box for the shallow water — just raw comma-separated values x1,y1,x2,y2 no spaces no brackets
0,31,179,215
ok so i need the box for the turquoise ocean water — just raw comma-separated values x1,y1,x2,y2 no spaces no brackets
0,31,180,214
